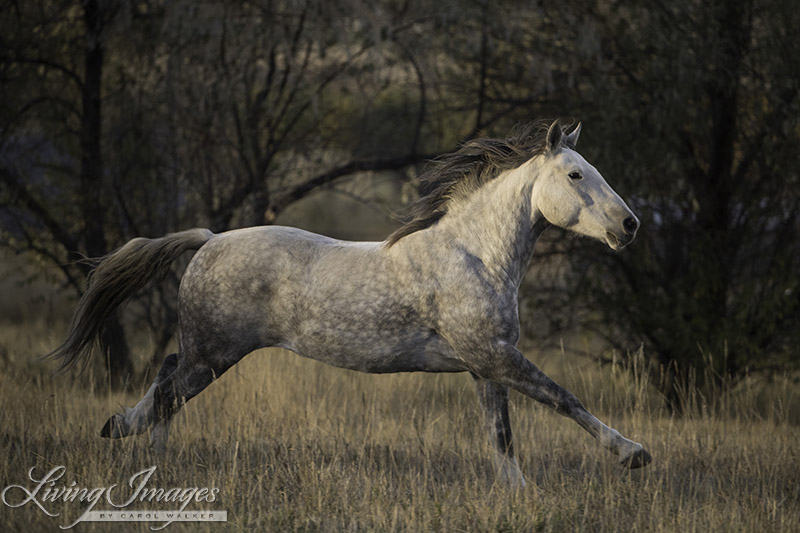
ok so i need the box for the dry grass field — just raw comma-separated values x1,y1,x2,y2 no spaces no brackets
1,312,798,533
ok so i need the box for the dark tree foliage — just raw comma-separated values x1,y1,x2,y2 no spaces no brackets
0,0,548,385
521,0,800,407
1,0,797,402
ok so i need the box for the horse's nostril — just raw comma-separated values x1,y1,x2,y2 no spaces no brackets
623,217,638,234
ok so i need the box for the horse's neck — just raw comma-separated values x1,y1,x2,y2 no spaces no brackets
438,160,547,287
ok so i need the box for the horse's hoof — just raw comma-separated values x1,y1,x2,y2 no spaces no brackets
100,413,127,438
621,447,652,469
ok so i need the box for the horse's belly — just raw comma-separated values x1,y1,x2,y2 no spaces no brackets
284,329,464,374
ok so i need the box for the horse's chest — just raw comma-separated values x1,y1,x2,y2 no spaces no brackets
433,284,520,344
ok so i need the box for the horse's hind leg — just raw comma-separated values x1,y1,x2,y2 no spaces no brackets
100,353,179,439
148,351,237,454
472,375,525,487
99,348,226,455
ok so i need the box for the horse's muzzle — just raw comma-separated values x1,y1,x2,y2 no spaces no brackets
623,216,639,235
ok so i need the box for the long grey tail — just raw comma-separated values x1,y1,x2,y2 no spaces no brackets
47,228,214,372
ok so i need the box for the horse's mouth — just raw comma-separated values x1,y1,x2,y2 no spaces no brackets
605,232,630,251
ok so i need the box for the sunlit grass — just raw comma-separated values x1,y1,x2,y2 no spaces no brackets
1,320,799,532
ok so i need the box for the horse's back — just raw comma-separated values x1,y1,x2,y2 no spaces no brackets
186,224,379,275
176,225,461,372
177,226,386,350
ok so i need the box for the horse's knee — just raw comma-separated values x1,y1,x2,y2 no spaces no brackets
552,391,586,417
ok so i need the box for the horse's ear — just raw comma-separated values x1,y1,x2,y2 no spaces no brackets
564,122,582,148
546,120,563,154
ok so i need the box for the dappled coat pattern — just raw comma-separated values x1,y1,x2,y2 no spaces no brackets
49,120,651,484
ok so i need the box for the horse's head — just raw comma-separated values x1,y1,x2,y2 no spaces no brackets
532,120,639,250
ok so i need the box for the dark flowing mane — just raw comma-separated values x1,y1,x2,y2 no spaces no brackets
386,119,571,246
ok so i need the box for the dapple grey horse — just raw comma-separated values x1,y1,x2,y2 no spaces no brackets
49,119,651,485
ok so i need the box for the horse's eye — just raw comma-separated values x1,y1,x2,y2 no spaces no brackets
569,172,583,181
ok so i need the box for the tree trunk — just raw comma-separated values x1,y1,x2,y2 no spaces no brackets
693,0,750,381
80,0,132,388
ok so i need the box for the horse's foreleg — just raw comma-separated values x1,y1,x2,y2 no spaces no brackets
477,344,652,469
100,353,179,439
472,375,526,487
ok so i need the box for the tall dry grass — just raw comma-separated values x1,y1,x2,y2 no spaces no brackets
1,312,798,532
